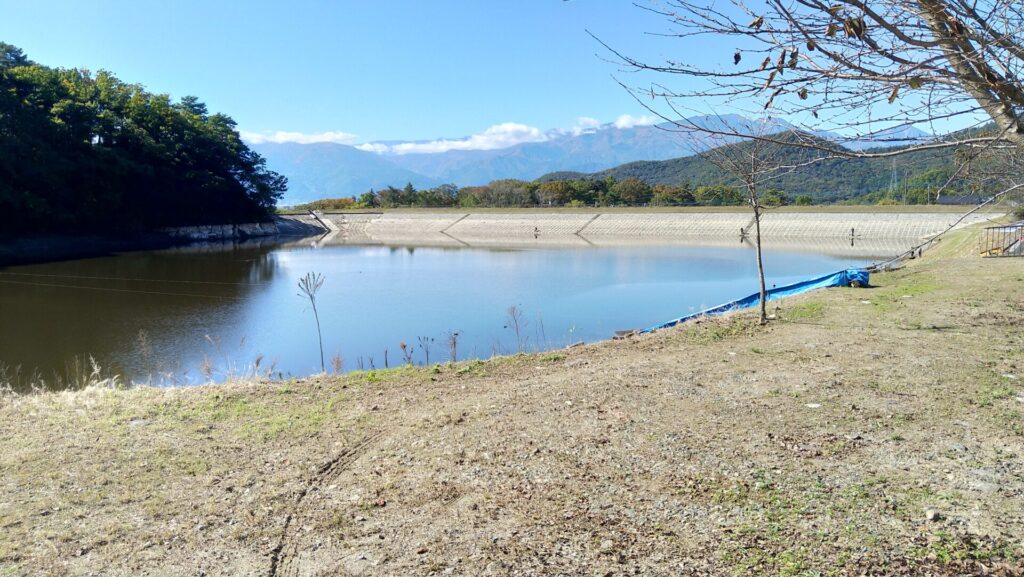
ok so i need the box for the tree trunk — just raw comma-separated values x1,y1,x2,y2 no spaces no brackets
753,204,768,325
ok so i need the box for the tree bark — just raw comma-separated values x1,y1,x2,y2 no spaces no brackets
917,0,1024,144
752,202,768,325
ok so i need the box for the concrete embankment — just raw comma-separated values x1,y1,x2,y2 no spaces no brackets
279,210,1000,256
0,218,323,267
159,221,279,241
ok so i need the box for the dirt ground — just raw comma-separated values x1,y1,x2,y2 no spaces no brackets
1,229,1022,576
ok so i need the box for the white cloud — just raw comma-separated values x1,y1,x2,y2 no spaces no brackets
247,113,659,154
568,116,602,136
378,122,549,155
240,130,359,145
612,114,658,129
354,142,392,154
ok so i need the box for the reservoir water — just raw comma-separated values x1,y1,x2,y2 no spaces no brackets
0,236,889,390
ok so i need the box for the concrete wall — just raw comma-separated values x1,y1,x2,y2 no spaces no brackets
274,210,998,258
161,221,278,240
287,211,991,239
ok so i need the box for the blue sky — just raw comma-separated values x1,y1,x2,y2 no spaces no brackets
1,1,697,146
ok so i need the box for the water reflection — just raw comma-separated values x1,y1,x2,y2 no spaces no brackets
0,243,279,389
0,234,905,391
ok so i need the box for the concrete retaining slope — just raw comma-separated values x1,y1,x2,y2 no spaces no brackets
274,211,1000,257
285,211,995,242
162,222,278,240
581,212,991,239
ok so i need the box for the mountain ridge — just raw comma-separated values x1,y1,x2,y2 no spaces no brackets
253,116,935,205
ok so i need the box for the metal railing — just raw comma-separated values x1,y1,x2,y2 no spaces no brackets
981,222,1024,257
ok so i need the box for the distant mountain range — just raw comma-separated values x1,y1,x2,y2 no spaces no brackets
251,115,932,205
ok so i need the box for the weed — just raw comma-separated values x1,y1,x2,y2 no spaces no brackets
456,360,485,376
505,305,528,353
418,336,434,365
399,341,414,366
784,301,825,322
685,316,754,344
445,330,461,362
297,272,326,373
976,383,1016,407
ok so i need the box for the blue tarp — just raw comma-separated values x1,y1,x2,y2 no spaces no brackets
640,268,869,333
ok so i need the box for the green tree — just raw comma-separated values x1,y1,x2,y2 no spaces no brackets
760,190,788,207
567,179,599,205
358,190,379,207
537,180,572,206
694,185,743,206
0,44,286,236
613,177,653,205
402,182,417,205
651,183,695,206
0,42,30,68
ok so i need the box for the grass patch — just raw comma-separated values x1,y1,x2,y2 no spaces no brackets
455,359,486,376
870,271,941,313
783,300,825,322
154,391,343,441
685,316,756,344
976,384,1017,407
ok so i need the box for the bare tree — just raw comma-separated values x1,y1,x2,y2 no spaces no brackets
693,125,804,323
600,0,1023,154
590,0,1024,285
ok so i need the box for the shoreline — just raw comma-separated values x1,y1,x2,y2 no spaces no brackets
0,208,1001,267
0,218,324,267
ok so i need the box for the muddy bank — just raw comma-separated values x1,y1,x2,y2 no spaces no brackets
1,228,1021,576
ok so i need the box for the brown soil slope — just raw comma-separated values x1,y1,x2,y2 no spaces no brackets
2,231,1022,576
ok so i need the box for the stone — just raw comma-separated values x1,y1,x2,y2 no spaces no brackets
925,509,942,521
970,481,999,493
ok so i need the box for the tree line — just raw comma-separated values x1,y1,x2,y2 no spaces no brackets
0,43,286,237
291,172,969,212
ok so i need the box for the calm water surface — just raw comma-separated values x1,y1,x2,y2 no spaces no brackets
0,238,877,389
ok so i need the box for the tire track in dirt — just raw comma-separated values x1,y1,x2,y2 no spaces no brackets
268,432,383,577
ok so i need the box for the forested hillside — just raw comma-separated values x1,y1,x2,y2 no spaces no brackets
0,43,286,237
541,135,963,203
